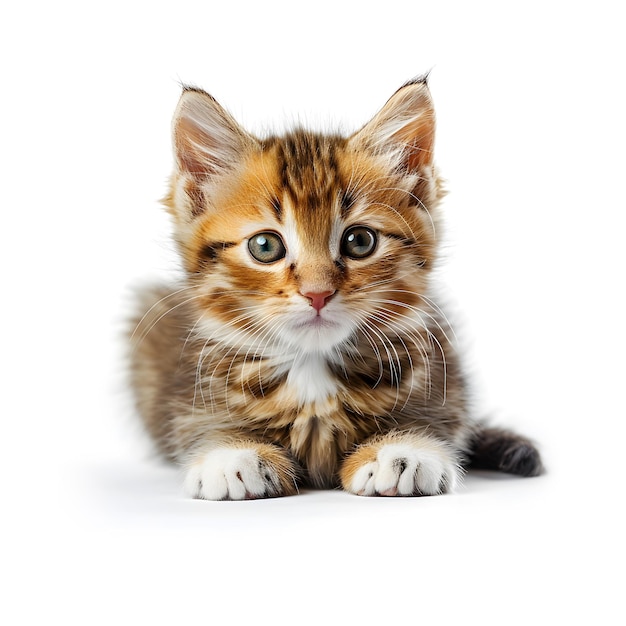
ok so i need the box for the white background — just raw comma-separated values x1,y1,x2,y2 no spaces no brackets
1,1,624,624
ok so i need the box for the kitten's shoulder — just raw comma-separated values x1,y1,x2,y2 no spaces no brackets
129,282,197,353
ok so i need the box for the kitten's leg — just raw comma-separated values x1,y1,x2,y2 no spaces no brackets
340,431,462,497
183,440,298,500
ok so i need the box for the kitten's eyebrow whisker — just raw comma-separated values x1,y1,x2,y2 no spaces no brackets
369,200,418,242
377,186,437,238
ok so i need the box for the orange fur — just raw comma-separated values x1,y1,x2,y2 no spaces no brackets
129,78,543,500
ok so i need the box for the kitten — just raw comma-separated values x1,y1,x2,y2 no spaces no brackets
129,76,543,500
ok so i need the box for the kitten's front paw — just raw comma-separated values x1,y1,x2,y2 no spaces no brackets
341,435,461,497
183,444,297,501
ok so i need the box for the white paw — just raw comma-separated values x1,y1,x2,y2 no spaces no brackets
183,448,281,501
350,442,461,496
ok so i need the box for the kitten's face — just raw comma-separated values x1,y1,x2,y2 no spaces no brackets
166,81,442,355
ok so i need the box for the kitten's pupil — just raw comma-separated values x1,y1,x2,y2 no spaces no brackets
341,226,377,259
248,232,286,264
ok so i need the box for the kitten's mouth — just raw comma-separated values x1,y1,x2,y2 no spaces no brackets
282,308,354,351
294,313,338,329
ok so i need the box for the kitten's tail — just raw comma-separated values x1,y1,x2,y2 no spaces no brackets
467,425,544,477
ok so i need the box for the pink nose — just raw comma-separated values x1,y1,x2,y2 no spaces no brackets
301,290,335,313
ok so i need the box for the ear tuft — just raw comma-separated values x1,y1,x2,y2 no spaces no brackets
401,71,431,88
172,88,254,179
350,79,436,172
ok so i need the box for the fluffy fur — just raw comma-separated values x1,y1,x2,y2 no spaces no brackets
129,77,543,500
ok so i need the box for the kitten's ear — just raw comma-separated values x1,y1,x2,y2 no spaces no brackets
172,87,254,178
350,77,436,171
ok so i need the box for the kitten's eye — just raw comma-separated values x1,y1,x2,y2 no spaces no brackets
248,232,286,264
341,226,377,259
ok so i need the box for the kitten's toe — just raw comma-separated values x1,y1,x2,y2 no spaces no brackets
183,445,296,500
376,443,456,495
341,435,462,497
350,461,379,496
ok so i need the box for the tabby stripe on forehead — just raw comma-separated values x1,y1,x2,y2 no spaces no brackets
340,190,356,217
271,197,282,222
199,241,237,261
276,133,345,212
386,232,417,247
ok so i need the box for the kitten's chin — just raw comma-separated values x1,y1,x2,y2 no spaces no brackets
283,312,354,353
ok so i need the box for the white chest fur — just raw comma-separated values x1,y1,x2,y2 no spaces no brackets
285,353,338,406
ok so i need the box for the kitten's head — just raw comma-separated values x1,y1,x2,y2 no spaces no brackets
165,79,444,355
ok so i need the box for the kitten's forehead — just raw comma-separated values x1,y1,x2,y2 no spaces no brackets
265,131,347,240
271,131,346,202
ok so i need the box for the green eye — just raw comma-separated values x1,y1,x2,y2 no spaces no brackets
341,226,377,259
248,232,286,264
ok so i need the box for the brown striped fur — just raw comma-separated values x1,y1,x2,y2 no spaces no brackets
129,78,542,499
